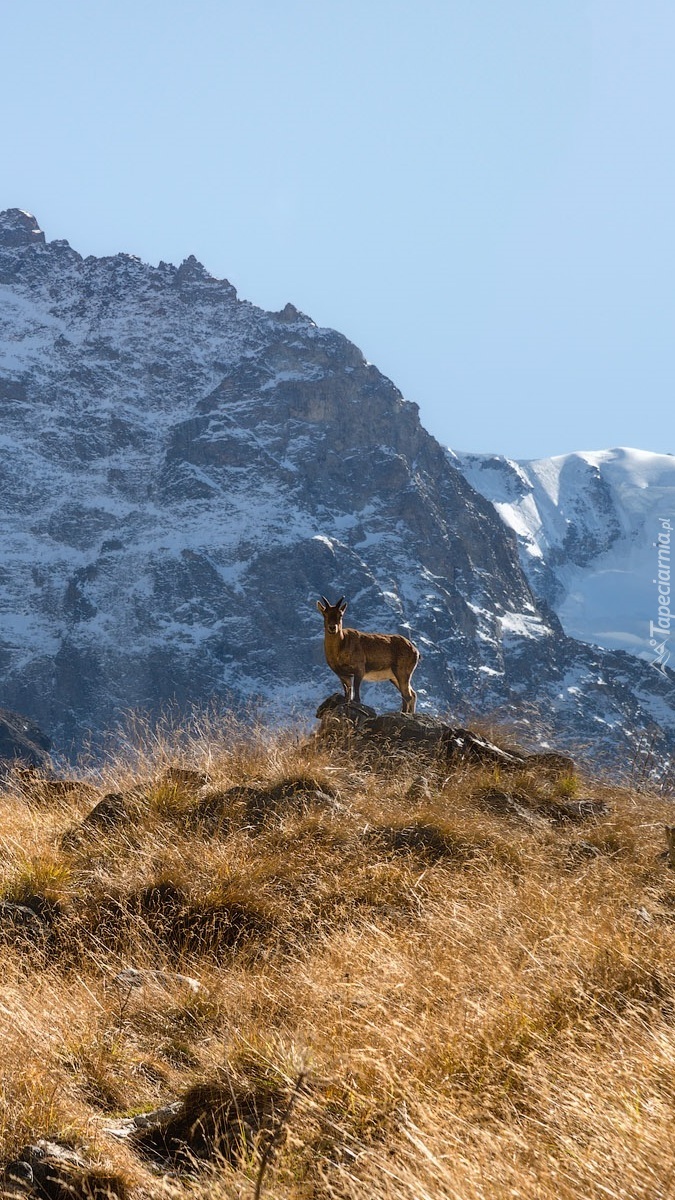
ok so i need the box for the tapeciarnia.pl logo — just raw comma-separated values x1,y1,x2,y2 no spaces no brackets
650,516,672,676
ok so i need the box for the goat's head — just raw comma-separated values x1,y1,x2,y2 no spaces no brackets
317,595,347,634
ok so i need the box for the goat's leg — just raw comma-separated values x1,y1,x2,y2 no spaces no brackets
338,675,353,703
351,673,364,705
397,674,417,714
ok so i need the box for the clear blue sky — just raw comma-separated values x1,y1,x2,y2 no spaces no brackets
3,0,674,459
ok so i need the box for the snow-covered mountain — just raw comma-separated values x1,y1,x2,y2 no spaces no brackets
0,208,673,766
455,448,674,665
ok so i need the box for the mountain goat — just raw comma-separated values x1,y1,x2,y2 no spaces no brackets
317,596,420,713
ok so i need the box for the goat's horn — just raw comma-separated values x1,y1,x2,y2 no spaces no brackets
337,596,345,607
320,595,330,606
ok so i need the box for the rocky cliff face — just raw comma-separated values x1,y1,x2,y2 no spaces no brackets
0,209,673,768
0,706,50,770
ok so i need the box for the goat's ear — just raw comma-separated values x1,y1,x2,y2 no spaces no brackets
317,600,327,614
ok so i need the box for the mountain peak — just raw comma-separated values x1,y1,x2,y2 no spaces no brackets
0,208,46,249
176,254,213,281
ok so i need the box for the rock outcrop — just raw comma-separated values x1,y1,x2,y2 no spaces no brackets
314,693,574,773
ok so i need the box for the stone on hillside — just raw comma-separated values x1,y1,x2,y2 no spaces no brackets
19,1141,85,1170
315,696,442,753
367,713,450,752
61,791,141,850
444,727,525,768
476,787,539,822
191,784,260,832
103,1103,183,1141
61,790,146,849
246,775,339,825
366,820,473,863
131,1078,284,1168
3,1139,127,1199
0,900,48,947
315,695,526,767
316,693,377,726
82,791,133,829
195,775,338,830
538,797,609,823
161,766,210,790
3,1158,34,1190
475,787,605,826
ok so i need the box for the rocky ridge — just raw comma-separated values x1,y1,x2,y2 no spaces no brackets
0,209,673,768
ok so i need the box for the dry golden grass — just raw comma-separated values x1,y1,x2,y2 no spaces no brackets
0,710,674,1198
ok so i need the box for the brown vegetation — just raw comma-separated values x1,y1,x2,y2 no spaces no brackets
0,710,674,1198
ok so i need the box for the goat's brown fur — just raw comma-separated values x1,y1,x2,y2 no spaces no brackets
317,596,420,713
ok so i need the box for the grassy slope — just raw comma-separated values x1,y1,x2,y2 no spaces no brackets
0,711,674,1199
